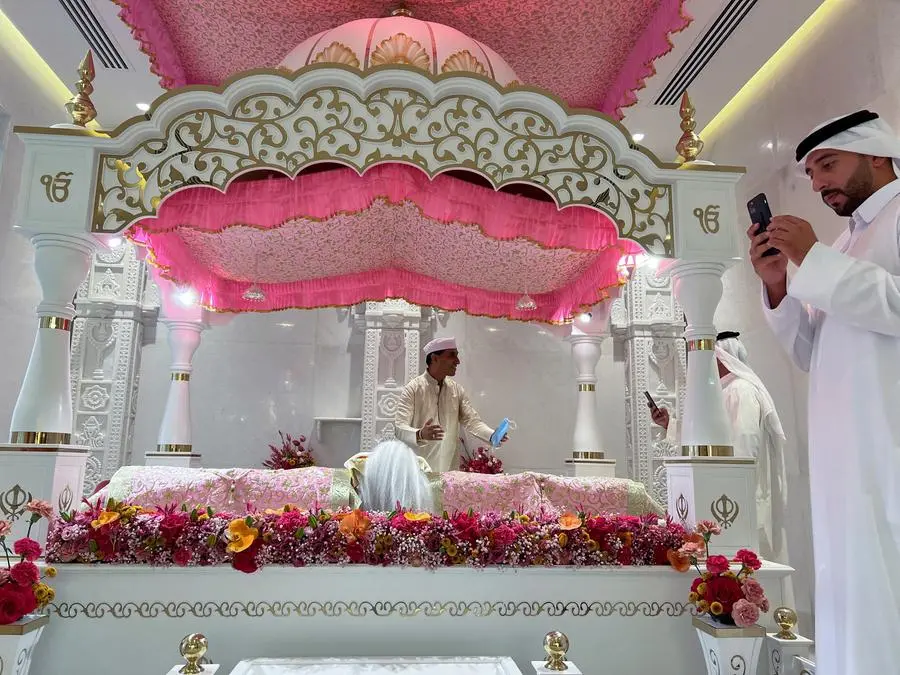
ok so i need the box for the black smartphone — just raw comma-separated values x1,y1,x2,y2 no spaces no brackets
747,193,779,257
644,391,659,412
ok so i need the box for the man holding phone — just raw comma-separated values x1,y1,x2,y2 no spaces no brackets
748,111,900,675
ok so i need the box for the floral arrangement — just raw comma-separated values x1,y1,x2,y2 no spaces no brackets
46,498,689,573
670,520,769,627
459,446,503,474
263,431,314,470
0,500,57,624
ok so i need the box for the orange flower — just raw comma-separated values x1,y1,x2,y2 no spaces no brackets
557,533,568,547
403,512,431,522
618,531,634,547
558,513,582,531
709,601,724,615
338,509,372,542
91,511,119,530
667,548,691,573
226,519,259,553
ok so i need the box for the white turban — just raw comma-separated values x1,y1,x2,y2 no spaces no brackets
796,111,900,173
423,336,457,356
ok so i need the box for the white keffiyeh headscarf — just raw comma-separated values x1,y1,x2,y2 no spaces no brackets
796,111,900,174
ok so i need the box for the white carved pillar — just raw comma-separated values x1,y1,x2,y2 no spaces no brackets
10,233,95,443
670,260,731,454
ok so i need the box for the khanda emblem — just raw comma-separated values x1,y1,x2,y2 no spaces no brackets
710,493,739,529
693,204,721,235
0,484,32,519
40,171,74,203
675,493,690,524
58,484,74,514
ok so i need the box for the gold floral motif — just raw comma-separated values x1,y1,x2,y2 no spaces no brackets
312,42,361,69
441,50,487,76
52,599,690,619
93,86,674,255
370,34,430,71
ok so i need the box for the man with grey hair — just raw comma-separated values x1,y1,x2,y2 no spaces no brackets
748,110,900,674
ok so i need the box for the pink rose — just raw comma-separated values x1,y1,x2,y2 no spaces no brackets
741,577,767,606
9,562,39,587
172,548,192,567
732,598,760,627
696,520,722,536
13,538,42,562
25,500,53,520
0,521,11,538
706,554,730,575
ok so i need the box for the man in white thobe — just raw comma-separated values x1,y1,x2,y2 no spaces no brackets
651,332,790,567
749,110,900,675
395,337,503,472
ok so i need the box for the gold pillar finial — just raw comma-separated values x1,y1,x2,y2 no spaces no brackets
389,3,413,17
65,50,97,127
675,91,704,163
543,631,569,671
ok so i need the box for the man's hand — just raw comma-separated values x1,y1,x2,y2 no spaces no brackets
766,216,819,267
418,418,444,442
500,434,509,444
650,406,670,430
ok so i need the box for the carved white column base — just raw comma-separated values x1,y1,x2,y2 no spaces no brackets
664,457,757,555
0,445,88,544
766,633,814,675
145,452,203,469
165,665,220,674
694,616,764,675
565,457,616,478
0,614,48,675
531,661,581,675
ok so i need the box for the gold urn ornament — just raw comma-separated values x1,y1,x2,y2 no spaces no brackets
773,606,799,640
179,633,209,674
65,50,98,127
542,630,569,671
675,91,704,163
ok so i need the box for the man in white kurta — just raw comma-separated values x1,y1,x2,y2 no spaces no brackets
651,333,790,567
395,337,498,472
749,110,900,675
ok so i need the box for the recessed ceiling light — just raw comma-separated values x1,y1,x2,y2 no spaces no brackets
632,133,645,142
136,102,150,112
765,141,774,150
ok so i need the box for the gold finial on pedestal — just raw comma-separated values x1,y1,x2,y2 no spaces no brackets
773,606,798,640
675,91,704,164
542,631,569,671
389,3,413,16
65,50,97,127
179,633,209,674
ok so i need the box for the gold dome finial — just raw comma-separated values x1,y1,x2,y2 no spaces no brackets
773,606,799,640
542,631,569,671
389,3,413,17
675,91,704,163
65,50,97,127
178,633,209,674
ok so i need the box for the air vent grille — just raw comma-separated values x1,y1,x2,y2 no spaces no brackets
57,0,129,70
654,0,758,106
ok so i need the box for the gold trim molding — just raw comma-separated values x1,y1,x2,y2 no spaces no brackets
577,384,596,392
171,372,190,381
686,338,715,352
39,316,73,331
571,451,605,460
158,443,193,453
681,445,734,457
0,613,48,635
9,431,72,445
51,599,690,619
692,615,764,638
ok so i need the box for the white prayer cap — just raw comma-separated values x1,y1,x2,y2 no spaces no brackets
423,336,457,356
795,110,900,168
716,331,748,364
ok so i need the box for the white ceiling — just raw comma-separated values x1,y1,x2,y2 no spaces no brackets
1,0,823,162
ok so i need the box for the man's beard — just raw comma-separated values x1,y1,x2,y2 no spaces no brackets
821,159,876,217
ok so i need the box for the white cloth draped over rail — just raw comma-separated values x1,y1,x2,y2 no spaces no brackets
763,179,900,675
394,372,495,472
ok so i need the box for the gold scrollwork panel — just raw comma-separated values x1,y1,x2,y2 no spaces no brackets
93,87,674,255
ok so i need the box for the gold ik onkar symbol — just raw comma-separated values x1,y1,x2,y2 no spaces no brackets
40,171,73,203
693,204,721,234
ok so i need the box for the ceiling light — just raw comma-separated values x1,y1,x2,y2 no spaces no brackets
515,293,537,311
242,284,266,302
765,141,774,150
176,287,198,307
578,312,592,323
276,322,294,328
107,236,123,248
631,133,645,142
136,102,150,112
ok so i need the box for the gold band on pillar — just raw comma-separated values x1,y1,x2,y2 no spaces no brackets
38,316,72,332
577,384,596,392
9,431,72,445
157,444,192,453
571,450,605,460
171,372,190,382
681,445,734,457
686,338,715,352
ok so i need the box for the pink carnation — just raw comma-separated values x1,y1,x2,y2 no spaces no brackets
732,598,760,627
0,570,9,585
13,538,42,562
741,577,767,606
679,541,705,556
9,561,39,587
758,597,770,613
696,520,722,536
26,500,53,519
173,548,192,567
0,521,11,538
705,554,730,575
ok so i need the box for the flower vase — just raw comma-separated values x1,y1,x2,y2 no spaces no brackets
0,613,48,675
692,614,764,675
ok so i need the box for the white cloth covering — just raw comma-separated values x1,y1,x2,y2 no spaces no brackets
763,178,900,675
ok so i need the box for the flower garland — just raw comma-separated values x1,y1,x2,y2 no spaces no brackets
0,500,57,624
47,499,689,573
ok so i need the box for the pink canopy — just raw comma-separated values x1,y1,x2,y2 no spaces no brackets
129,164,643,323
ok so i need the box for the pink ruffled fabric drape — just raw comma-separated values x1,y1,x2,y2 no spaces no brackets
131,165,642,322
